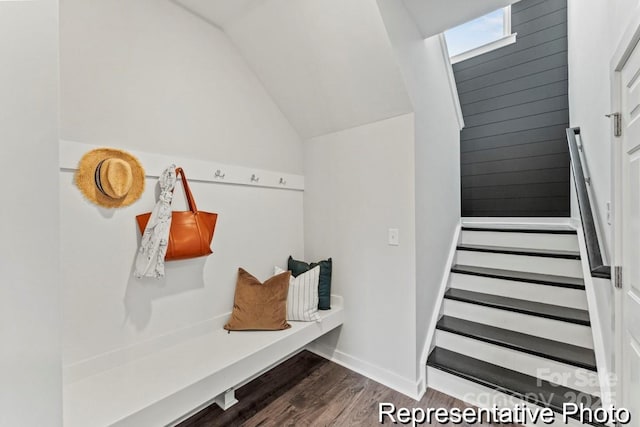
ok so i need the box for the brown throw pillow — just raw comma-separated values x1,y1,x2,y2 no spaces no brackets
224,268,291,331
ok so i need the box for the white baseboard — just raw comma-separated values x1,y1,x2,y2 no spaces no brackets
306,341,421,400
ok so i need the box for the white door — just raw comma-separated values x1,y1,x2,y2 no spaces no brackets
619,37,640,419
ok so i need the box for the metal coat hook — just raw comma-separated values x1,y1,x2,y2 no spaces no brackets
279,177,287,185
250,174,260,183
214,169,226,179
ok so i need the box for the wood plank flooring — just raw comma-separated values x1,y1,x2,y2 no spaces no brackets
178,350,517,426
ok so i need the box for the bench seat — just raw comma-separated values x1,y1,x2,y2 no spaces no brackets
63,297,344,427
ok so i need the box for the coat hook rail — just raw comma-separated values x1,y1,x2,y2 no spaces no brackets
59,140,304,191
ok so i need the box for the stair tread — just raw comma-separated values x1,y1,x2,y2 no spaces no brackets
462,226,577,234
427,348,602,423
444,289,591,326
451,264,585,289
457,244,581,260
437,316,597,371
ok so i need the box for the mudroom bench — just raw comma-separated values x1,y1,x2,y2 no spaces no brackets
63,296,344,427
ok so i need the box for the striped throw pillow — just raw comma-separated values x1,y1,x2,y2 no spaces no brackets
275,266,320,322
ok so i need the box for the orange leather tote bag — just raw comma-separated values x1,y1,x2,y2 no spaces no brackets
136,167,218,261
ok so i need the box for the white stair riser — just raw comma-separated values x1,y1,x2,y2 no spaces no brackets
427,367,593,427
443,299,594,349
455,251,583,278
460,231,579,252
449,273,588,310
435,331,600,396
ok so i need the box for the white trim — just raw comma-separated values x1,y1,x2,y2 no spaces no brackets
59,140,305,191
417,221,461,399
306,341,421,400
611,7,640,73
438,34,465,130
450,33,517,65
503,6,512,37
461,217,574,229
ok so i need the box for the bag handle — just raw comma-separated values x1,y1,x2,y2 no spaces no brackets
175,167,198,213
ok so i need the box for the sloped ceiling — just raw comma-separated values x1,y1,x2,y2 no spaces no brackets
175,0,519,139
176,0,412,139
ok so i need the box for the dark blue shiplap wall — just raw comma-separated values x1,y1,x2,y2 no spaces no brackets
455,0,570,217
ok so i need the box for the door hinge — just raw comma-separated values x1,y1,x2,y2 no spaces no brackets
614,265,623,289
606,112,622,137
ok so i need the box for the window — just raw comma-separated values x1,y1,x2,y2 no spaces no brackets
444,7,516,64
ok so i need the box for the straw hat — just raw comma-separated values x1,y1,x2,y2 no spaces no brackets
75,148,145,208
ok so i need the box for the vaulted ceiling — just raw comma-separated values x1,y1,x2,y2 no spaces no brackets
175,0,519,139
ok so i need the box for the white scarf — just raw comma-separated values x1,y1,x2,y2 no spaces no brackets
134,165,176,278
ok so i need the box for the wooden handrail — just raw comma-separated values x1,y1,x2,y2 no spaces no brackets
566,127,611,279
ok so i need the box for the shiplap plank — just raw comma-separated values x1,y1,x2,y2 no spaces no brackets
461,139,567,164
462,152,569,176
512,1,567,27
461,124,568,151
463,96,568,128
513,7,567,36
462,81,567,116
461,167,569,188
459,67,567,104
512,0,550,15
461,111,568,140
464,197,570,212
455,38,567,83
457,51,567,94
463,182,570,200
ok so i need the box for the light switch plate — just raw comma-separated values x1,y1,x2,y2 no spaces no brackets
388,228,399,246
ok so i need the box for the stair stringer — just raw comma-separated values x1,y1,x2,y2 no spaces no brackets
574,223,616,409
417,221,461,399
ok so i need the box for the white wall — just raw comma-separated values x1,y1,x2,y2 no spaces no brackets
567,0,640,373
0,1,61,426
60,0,302,174
304,114,418,393
59,0,305,380
377,0,462,380
567,0,640,260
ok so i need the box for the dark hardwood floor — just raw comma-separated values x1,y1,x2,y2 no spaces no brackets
178,350,517,426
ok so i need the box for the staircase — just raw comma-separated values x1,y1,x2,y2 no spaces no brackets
427,225,604,426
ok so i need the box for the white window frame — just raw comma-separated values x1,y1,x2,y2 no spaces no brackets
449,6,517,64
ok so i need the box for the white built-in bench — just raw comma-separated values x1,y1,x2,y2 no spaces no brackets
63,296,344,427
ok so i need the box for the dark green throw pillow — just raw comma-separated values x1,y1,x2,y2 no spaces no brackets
288,256,332,310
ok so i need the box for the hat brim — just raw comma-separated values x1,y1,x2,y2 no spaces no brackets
75,148,146,208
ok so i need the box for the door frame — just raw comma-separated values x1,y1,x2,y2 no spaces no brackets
610,8,640,409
